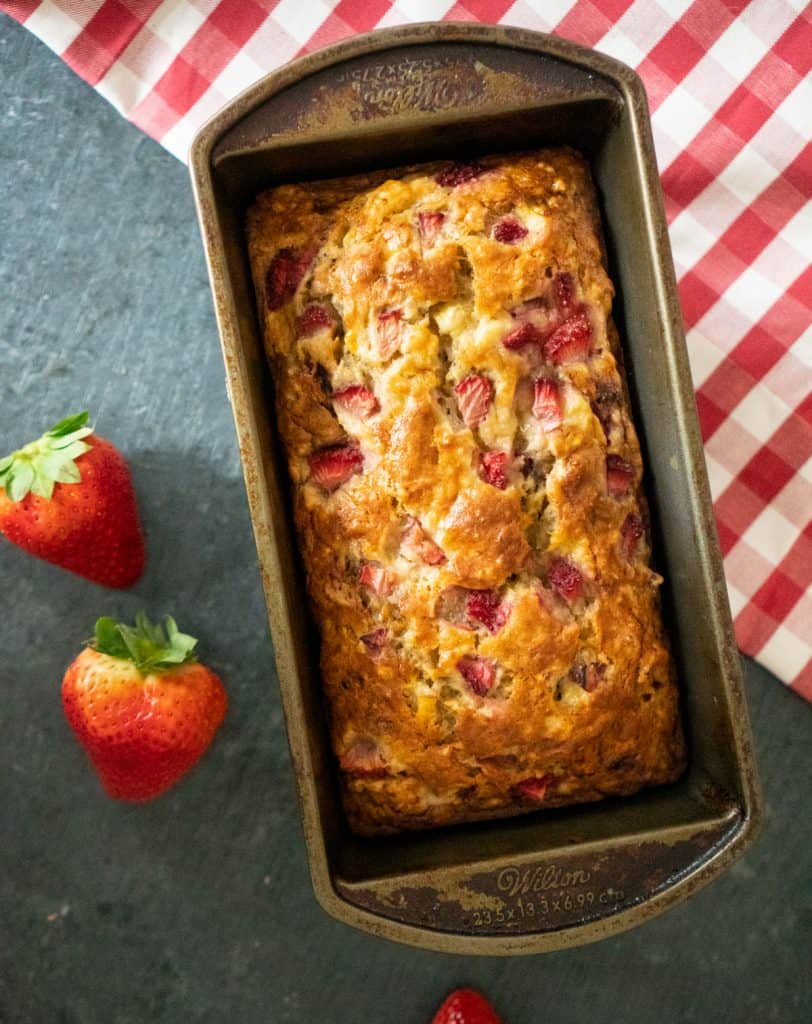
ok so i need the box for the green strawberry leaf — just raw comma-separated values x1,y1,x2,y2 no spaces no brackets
38,451,81,484
29,465,56,500
0,412,95,503
94,617,132,661
52,440,92,463
162,618,197,663
50,430,93,450
135,611,165,649
47,411,89,438
7,463,34,503
93,614,199,673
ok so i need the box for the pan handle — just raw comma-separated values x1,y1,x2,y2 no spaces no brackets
212,28,621,164
334,812,742,949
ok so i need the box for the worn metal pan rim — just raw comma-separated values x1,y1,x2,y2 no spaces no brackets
189,22,761,955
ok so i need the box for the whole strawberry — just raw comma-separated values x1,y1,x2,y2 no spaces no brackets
0,412,144,588
62,614,227,801
433,989,504,1024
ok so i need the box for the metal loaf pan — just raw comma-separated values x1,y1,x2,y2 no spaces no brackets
190,24,761,954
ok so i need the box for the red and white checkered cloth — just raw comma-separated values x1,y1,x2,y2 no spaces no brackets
4,1,810,700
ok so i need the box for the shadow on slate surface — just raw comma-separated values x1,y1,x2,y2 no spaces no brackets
1,18,810,1024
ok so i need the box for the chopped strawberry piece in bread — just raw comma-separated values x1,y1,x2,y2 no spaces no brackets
621,513,645,558
265,249,297,310
401,517,446,565
418,211,445,245
454,374,494,427
553,271,577,317
265,246,313,311
502,322,544,351
545,309,592,364
359,561,396,596
514,774,557,801
419,543,446,566
584,663,605,692
479,450,510,489
532,377,562,430
295,303,333,337
492,217,528,243
572,663,606,692
457,656,496,696
333,384,380,418
340,738,388,777
466,589,509,634
376,309,403,359
436,162,484,187
548,557,583,603
360,627,388,654
308,443,363,491
606,454,634,496
592,385,620,442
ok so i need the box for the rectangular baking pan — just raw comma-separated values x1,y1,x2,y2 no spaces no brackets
190,24,761,954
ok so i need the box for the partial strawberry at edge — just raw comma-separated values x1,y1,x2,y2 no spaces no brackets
0,412,145,589
61,614,226,802
432,988,504,1024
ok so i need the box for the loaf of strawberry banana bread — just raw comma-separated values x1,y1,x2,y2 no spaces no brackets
247,148,685,835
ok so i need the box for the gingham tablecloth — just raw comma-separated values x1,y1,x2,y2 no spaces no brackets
4,1,811,700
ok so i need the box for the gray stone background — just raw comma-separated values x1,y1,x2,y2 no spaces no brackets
1,19,809,1024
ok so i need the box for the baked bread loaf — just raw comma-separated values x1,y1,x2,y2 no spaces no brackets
247,149,685,836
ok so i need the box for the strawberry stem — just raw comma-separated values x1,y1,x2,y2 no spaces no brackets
0,412,94,502
93,613,198,673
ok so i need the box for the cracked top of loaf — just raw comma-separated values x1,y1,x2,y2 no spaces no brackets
246,148,684,835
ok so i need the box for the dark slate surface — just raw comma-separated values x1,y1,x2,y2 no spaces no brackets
1,20,809,1024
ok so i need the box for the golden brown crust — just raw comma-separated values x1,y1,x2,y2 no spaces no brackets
247,149,685,835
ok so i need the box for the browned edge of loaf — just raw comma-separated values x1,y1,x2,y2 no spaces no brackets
246,148,685,836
